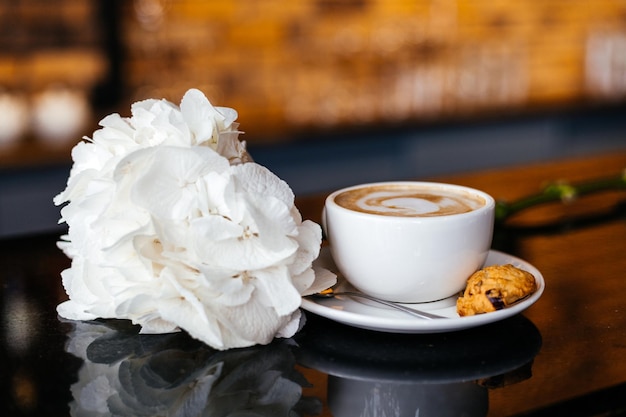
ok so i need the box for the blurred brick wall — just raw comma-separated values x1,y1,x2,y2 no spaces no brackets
0,0,107,92
2,0,626,147
121,0,626,141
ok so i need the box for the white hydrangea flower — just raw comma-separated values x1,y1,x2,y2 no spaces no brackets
55,89,335,350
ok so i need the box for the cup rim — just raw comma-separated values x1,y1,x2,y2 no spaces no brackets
325,181,495,220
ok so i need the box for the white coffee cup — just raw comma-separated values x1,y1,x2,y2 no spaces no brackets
323,181,495,303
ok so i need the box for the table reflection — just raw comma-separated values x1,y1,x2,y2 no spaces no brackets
295,314,541,417
62,319,321,417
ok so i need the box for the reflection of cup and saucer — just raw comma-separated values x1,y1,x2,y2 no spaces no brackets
295,313,542,417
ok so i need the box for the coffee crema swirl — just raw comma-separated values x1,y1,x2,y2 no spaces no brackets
334,185,485,217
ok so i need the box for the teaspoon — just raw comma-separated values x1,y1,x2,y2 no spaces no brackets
311,288,446,320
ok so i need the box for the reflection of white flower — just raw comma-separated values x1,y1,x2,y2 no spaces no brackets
55,89,335,350
64,320,320,417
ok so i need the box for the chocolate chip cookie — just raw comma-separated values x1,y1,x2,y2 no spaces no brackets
456,264,537,316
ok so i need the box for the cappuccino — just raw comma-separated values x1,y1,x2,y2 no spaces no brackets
324,181,495,302
334,184,485,217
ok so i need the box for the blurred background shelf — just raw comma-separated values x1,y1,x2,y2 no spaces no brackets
3,0,626,147
0,136,80,168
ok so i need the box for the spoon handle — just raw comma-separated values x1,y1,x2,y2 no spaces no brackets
335,291,445,320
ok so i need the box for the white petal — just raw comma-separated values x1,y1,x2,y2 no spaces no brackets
252,266,301,316
180,89,220,145
290,268,316,295
158,298,226,350
301,266,337,296
195,172,235,218
190,216,297,271
195,266,254,307
215,106,238,128
215,130,251,164
275,310,303,338
57,300,99,321
233,163,294,208
200,301,288,350
288,220,322,277
130,146,229,220
162,267,209,324
242,193,299,249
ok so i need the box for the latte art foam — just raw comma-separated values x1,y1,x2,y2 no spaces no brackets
335,185,485,217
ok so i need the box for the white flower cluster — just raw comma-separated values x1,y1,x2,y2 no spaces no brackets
55,89,335,350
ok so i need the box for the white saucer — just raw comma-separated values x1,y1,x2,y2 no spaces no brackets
301,248,545,333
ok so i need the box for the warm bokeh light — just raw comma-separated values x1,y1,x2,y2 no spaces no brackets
1,0,626,146
120,0,626,139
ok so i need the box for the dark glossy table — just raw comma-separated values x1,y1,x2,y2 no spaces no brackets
2,152,626,417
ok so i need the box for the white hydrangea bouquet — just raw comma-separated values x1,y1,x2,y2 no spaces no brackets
54,88,335,350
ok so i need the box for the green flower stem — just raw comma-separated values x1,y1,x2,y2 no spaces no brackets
495,169,626,223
